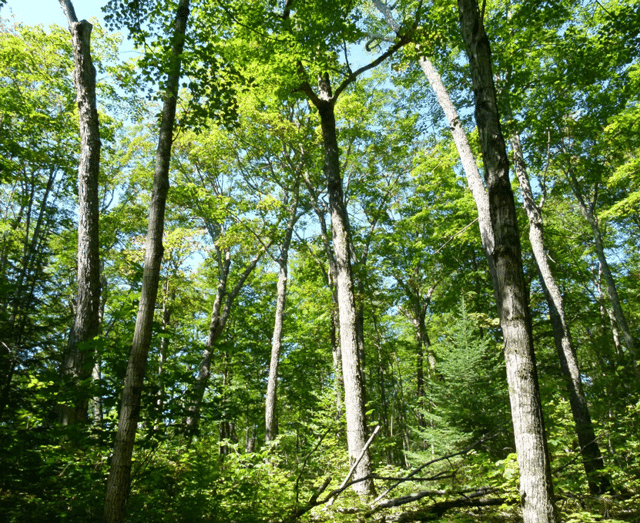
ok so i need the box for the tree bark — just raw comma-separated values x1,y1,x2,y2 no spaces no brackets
103,1,190,521
301,73,374,496
265,184,300,442
511,131,610,494
58,0,102,427
456,1,558,521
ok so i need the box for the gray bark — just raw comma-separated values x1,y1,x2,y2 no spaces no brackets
58,0,102,427
456,1,558,521
300,73,374,496
265,185,300,442
511,132,610,494
103,1,190,521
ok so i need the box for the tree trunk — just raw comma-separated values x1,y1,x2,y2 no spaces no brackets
372,0,497,288
561,154,637,362
187,244,270,433
154,280,172,432
265,185,300,442
58,0,102,427
456,2,558,521
302,171,343,411
511,131,610,494
303,74,374,496
103,1,190,521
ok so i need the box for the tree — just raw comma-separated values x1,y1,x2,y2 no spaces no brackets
456,0,558,520
510,127,610,494
57,0,102,428
103,0,191,520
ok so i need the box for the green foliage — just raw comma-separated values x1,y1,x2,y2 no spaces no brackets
1,1,640,522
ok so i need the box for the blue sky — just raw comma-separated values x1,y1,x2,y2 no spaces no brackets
3,0,107,27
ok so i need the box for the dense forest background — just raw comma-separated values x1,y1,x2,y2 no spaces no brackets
1,0,639,521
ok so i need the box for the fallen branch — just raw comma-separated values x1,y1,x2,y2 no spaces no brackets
392,492,506,522
372,487,494,512
373,431,501,504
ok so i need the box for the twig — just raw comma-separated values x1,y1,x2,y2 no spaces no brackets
433,218,479,256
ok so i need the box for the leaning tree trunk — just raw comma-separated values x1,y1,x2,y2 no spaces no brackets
58,0,102,427
511,131,610,494
562,155,637,362
456,1,558,521
265,185,300,442
186,244,269,434
303,74,374,496
103,1,190,522
373,0,497,288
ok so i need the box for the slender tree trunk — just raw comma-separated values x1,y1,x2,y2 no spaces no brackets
103,2,190,521
373,0,497,288
154,280,172,432
187,244,269,433
331,306,343,412
511,132,610,494
371,312,393,464
302,171,343,411
456,2,558,521
92,272,108,427
265,186,300,442
562,155,637,361
304,75,374,496
58,0,102,427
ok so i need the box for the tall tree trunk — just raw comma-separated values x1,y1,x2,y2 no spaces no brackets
456,2,558,521
265,186,300,442
295,36,406,495
561,152,637,362
58,0,102,427
301,74,374,496
511,131,610,494
373,0,497,288
103,1,190,521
